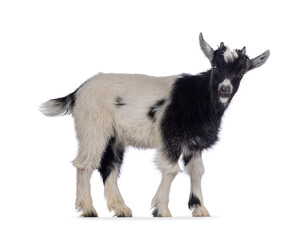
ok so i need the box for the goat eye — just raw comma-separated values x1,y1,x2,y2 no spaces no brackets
213,66,217,71
240,72,245,77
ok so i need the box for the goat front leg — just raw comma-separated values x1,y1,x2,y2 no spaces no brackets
151,151,181,217
184,151,210,217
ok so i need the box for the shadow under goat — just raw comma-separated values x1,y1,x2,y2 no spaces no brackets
40,33,270,217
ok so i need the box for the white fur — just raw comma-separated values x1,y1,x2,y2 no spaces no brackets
75,73,177,150
72,73,178,170
40,99,68,116
223,46,238,63
71,73,178,216
185,152,210,217
220,79,233,90
151,151,181,217
218,78,233,105
104,168,132,217
220,97,229,104
75,168,98,217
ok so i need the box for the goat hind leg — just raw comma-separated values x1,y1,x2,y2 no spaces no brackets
74,144,109,217
104,168,132,217
99,139,132,217
73,126,112,217
76,168,98,217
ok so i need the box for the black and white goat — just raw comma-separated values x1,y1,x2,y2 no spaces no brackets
41,33,270,217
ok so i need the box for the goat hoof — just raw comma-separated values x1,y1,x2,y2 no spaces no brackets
152,207,172,217
152,208,162,217
81,210,98,218
114,206,132,217
192,206,210,217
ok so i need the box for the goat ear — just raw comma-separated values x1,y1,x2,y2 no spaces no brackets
199,33,214,62
248,50,270,70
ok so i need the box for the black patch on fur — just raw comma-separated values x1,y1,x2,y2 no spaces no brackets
114,96,126,107
183,154,192,166
98,137,125,184
188,193,201,209
148,99,166,121
51,90,78,115
49,80,89,116
161,72,226,162
152,208,162,217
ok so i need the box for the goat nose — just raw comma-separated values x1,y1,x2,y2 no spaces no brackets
220,85,230,93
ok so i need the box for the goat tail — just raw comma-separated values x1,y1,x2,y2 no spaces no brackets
40,91,77,117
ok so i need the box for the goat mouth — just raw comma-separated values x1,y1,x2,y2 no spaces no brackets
218,91,231,98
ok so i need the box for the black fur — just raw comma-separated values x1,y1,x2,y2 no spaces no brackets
188,193,201,209
48,80,90,115
98,137,125,184
148,99,166,121
160,46,250,162
51,90,78,115
114,96,126,107
161,72,225,162
183,154,192,166
152,208,162,217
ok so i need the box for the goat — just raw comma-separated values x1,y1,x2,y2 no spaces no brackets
40,33,270,217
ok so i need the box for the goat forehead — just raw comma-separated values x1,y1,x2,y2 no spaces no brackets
223,46,238,63
214,47,249,74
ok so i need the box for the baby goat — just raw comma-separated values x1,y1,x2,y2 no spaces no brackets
41,33,270,217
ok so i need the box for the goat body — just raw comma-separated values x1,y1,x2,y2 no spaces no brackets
41,33,270,217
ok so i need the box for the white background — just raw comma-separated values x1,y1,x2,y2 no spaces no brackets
1,0,299,239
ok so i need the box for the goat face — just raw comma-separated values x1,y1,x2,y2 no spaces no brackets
210,45,249,104
199,33,270,105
